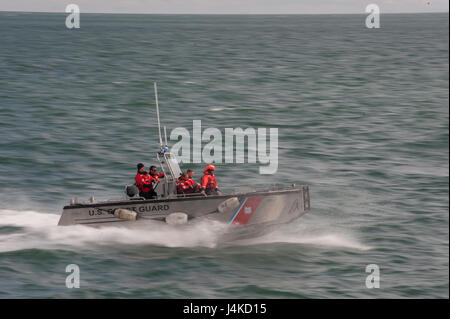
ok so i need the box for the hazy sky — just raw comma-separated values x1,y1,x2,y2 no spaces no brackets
0,0,448,14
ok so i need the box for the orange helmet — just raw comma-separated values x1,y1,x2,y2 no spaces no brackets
205,164,215,171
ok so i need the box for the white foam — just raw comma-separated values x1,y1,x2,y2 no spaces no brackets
234,216,372,251
241,232,372,251
0,209,371,252
0,210,228,252
209,106,226,111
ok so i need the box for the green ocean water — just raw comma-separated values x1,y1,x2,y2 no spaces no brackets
0,12,448,298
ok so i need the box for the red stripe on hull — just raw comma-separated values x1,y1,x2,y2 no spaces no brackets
230,197,263,225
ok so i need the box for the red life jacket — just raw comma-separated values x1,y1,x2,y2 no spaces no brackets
177,177,193,194
201,171,218,190
135,173,154,193
150,172,165,183
186,177,200,192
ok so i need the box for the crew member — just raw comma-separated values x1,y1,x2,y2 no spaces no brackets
149,165,165,183
177,172,192,194
148,165,164,196
135,163,155,199
200,164,219,195
186,169,201,193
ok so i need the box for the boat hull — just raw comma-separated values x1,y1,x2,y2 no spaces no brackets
58,186,310,241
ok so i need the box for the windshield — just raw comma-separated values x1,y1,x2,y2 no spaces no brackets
166,153,182,179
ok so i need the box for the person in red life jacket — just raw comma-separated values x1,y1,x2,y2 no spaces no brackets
186,169,201,193
200,164,219,196
149,165,165,183
135,163,155,199
177,172,192,194
148,165,165,196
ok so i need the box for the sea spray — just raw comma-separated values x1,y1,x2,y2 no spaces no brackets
0,209,230,252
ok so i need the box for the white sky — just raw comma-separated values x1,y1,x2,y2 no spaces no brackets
0,0,448,14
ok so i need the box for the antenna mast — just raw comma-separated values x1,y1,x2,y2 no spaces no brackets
154,82,163,149
164,126,168,147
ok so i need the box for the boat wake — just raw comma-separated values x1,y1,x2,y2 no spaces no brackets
0,209,371,253
235,217,372,251
0,209,229,252
237,231,372,251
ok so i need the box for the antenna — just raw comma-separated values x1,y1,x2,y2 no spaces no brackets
154,82,163,148
164,125,168,147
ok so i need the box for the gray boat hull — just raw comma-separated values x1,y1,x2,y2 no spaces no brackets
58,186,310,241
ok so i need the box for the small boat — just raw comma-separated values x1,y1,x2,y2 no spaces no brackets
58,84,311,241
